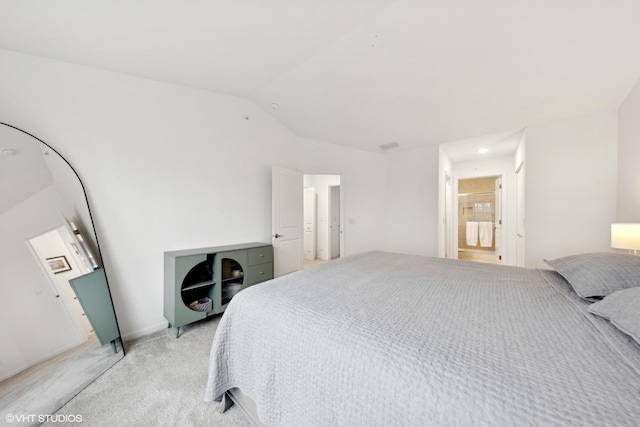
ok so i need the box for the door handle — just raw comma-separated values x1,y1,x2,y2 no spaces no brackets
274,233,282,238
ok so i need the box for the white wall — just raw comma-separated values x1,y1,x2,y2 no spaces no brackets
437,112,616,269
0,47,627,341
514,135,526,172
617,78,640,221
0,49,386,340
525,111,618,267
296,136,385,257
383,145,440,256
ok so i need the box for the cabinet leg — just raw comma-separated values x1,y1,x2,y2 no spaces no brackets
175,326,181,338
111,340,117,354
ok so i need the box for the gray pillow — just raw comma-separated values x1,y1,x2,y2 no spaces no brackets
588,287,640,345
544,252,640,299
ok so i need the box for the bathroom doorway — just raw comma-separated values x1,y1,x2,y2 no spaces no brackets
457,176,502,264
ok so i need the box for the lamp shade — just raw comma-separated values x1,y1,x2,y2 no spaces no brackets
611,223,640,250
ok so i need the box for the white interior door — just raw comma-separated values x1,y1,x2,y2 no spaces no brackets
494,176,503,264
515,161,526,266
272,166,304,277
303,187,316,261
329,185,341,259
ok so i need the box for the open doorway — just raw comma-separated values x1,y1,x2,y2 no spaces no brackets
271,167,344,277
457,176,502,264
303,174,341,270
27,226,94,344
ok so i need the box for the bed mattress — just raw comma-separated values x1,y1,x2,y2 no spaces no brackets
205,251,640,426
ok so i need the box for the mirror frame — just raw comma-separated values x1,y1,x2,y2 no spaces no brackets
0,121,124,353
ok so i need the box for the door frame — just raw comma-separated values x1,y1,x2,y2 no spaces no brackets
515,160,525,267
303,186,317,261
302,174,344,261
443,171,454,259
453,173,507,264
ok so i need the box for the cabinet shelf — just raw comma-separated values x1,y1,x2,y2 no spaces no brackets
181,280,216,292
164,242,273,338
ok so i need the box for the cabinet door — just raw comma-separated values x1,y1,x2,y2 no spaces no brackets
247,246,273,266
244,263,274,287
215,250,248,311
173,254,210,327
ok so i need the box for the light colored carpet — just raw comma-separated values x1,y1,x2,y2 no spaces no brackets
303,258,329,269
44,316,251,427
0,337,123,426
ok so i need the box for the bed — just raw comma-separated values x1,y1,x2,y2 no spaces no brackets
204,251,640,426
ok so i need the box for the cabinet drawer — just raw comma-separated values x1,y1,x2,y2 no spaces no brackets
247,247,273,266
244,263,273,285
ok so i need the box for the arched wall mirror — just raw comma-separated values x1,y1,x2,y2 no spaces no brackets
0,122,124,417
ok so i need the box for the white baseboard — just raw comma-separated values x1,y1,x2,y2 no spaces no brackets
120,320,168,343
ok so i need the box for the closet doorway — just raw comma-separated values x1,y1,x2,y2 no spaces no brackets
302,174,341,270
457,176,502,264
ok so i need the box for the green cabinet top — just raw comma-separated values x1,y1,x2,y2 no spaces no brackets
165,242,271,258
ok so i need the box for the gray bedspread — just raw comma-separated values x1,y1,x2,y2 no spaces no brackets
204,251,640,426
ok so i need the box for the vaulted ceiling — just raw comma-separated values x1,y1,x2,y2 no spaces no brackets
1,0,639,153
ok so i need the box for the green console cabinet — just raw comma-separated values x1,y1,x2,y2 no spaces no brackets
69,268,121,353
164,242,273,337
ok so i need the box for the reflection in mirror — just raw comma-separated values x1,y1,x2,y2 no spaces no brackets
0,123,123,420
